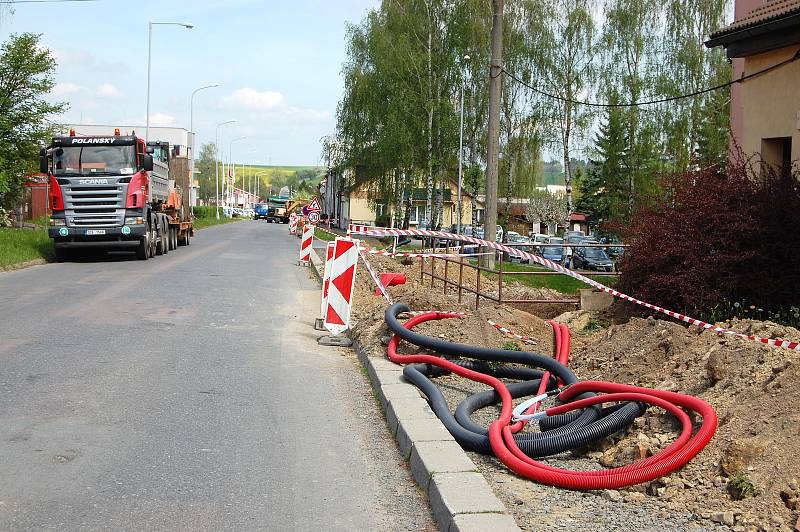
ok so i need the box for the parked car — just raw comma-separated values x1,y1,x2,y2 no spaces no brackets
529,233,550,244
564,234,586,268
474,225,503,242
572,246,614,271
538,239,565,265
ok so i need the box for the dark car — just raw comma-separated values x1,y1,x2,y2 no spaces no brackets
253,203,270,220
572,246,614,271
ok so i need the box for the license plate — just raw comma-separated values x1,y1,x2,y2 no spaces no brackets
86,229,106,235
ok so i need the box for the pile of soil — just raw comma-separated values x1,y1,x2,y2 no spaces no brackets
561,310,800,531
345,251,800,531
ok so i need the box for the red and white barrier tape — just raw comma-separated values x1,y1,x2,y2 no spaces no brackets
358,228,800,351
358,245,490,259
487,320,538,345
358,247,394,305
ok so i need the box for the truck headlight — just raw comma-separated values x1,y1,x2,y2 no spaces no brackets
50,219,66,227
124,217,144,225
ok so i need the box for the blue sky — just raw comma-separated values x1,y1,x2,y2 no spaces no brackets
2,0,379,166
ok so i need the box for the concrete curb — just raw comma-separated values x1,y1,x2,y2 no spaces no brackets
0,258,48,273
355,343,521,532
308,237,520,532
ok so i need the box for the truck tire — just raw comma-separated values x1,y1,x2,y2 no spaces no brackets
185,231,191,246
158,216,168,255
136,233,149,260
170,227,177,250
54,247,71,263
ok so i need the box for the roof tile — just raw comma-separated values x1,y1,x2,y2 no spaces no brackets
710,0,800,38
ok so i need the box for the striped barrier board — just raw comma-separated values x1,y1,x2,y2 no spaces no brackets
324,237,360,335
320,241,335,317
356,228,800,352
299,223,314,264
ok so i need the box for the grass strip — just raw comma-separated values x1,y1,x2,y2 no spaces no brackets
0,227,54,268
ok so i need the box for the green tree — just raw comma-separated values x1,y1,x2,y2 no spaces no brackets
0,33,66,209
194,142,217,202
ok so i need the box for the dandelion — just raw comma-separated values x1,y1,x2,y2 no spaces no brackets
750,305,756,309
734,302,740,308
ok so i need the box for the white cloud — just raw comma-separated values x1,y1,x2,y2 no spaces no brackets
95,83,124,99
220,88,285,110
52,82,82,96
148,113,177,127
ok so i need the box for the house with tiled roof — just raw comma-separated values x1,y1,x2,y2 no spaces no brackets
705,0,800,175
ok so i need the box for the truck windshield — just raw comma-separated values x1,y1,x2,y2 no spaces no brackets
53,146,136,176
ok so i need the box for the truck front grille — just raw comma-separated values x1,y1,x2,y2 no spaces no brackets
64,183,126,228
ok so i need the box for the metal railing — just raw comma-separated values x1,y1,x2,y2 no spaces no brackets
419,240,625,311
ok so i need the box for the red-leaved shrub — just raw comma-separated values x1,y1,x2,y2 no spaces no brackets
617,160,800,318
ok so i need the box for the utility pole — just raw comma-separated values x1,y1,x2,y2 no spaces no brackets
483,0,504,266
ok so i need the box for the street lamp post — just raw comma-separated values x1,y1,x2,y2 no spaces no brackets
229,136,247,208
215,120,236,219
188,82,220,215
457,54,470,235
146,21,193,141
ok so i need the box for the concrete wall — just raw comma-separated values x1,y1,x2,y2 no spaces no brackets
739,45,800,163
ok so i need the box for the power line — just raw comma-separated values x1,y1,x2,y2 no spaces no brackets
501,47,800,108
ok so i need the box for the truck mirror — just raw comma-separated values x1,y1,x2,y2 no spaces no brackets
142,154,154,172
39,149,48,174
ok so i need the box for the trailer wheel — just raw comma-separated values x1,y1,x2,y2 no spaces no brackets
169,227,177,250
159,216,169,255
184,231,191,246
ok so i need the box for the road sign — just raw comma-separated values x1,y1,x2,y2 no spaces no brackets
307,196,321,213
308,211,320,223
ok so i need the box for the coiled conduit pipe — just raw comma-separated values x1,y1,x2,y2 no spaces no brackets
385,302,718,489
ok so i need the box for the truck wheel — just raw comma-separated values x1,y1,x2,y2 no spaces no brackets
185,231,191,246
136,233,149,260
170,228,177,250
54,247,71,263
148,227,156,258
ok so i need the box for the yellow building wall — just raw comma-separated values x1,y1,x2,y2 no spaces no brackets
347,181,475,228
348,193,377,224
740,45,800,162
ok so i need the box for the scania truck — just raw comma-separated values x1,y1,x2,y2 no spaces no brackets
40,129,194,261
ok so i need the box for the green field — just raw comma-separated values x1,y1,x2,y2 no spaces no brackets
232,165,324,187
474,260,617,295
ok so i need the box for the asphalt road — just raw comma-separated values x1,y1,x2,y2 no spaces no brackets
0,221,434,531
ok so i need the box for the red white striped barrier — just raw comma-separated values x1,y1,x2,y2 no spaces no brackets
348,224,391,235
324,237,360,335
358,248,394,304
299,223,314,264
358,245,490,259
487,320,538,345
357,228,800,351
289,213,298,234
320,241,335,316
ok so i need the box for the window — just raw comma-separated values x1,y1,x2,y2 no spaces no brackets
375,203,385,216
761,137,792,178
474,208,485,224
409,205,423,224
